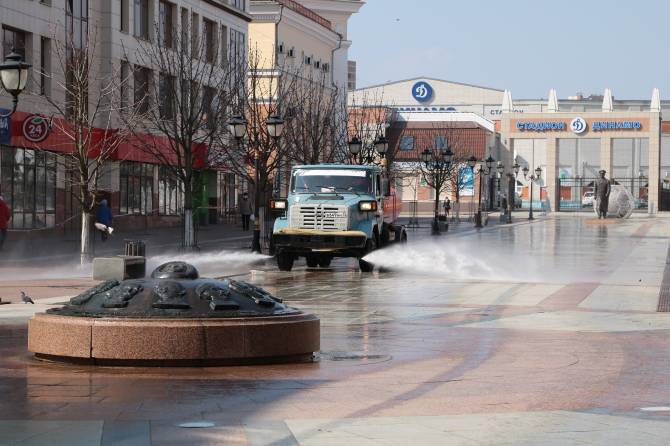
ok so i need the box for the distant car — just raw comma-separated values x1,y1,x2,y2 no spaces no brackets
582,191,595,207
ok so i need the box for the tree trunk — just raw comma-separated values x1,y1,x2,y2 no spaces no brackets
183,208,195,249
80,211,92,265
183,178,196,250
259,205,266,249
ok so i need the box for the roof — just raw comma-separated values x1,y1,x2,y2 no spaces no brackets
275,0,332,29
351,76,505,93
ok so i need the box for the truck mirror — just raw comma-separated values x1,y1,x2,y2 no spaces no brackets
382,178,391,197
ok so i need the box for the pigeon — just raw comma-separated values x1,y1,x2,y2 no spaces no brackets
20,291,35,304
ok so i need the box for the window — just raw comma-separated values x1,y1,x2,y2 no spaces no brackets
120,161,154,215
159,1,173,48
203,19,216,63
133,0,149,39
120,61,130,109
66,0,88,49
180,8,189,53
40,37,51,95
133,65,151,113
202,86,216,127
120,0,129,32
191,12,199,57
2,27,27,59
229,29,245,76
159,73,175,119
231,0,245,11
399,136,414,151
158,166,183,215
220,25,228,66
434,135,448,150
0,147,57,229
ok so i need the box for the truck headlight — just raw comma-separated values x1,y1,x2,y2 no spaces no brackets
359,201,377,212
270,199,287,210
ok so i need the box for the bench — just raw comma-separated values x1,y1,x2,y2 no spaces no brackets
93,256,146,281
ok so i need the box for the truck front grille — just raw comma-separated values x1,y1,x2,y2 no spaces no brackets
290,204,348,230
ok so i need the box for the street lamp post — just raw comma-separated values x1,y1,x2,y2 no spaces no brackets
523,165,542,220
348,135,387,165
229,114,284,253
506,161,520,223
468,155,495,228
0,49,32,118
422,145,453,235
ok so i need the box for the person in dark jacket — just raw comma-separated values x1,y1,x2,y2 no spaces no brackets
95,199,113,241
239,192,254,231
0,194,10,250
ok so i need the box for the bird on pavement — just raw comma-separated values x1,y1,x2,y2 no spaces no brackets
20,291,35,304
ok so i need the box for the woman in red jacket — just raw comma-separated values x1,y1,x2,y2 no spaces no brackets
0,194,10,250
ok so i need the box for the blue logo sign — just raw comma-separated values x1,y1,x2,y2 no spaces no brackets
0,110,10,145
412,81,433,103
570,117,587,134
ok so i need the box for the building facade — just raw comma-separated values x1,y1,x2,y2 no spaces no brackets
349,76,670,215
0,0,250,233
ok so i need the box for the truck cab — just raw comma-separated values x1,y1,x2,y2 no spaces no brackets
271,164,406,272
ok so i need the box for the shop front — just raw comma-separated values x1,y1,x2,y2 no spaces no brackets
499,111,662,213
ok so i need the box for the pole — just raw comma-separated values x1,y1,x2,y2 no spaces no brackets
529,176,534,220
432,172,440,235
475,168,483,228
252,152,261,253
507,174,514,224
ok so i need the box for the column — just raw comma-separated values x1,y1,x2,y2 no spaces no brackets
545,137,557,211
648,113,661,214
600,136,613,174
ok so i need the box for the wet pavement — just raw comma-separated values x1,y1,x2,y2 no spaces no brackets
2,215,670,445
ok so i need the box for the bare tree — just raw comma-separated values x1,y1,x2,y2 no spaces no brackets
126,22,239,250
346,90,394,165
43,26,141,264
215,46,299,249
282,68,341,165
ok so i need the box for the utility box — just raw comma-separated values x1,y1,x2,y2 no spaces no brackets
93,256,146,281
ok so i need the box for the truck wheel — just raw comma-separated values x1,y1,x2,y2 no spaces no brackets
306,256,319,268
277,252,294,271
318,256,332,268
358,239,376,272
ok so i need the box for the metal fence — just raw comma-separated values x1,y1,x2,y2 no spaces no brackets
557,177,649,212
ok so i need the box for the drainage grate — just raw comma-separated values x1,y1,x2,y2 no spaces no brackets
659,287,670,312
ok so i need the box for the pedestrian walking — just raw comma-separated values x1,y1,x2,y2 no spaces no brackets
95,199,114,241
443,198,451,218
594,170,611,219
239,192,254,231
0,194,10,250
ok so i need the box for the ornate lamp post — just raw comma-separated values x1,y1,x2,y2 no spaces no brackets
495,161,504,210
0,49,32,118
523,165,542,220
505,161,520,223
348,134,387,164
468,155,495,228
422,145,453,235
229,114,284,253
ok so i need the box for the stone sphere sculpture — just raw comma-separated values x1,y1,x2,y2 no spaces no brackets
592,184,635,219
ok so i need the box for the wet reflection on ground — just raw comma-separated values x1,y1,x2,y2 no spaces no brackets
2,216,670,444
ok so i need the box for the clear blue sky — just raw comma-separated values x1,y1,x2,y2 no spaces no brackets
348,0,670,99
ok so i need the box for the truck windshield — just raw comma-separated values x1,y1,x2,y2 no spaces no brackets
291,169,372,194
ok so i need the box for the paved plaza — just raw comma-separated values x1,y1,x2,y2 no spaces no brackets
2,216,670,445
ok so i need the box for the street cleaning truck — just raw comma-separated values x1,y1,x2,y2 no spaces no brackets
270,164,407,272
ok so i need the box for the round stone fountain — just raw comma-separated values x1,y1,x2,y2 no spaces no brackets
28,262,319,366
